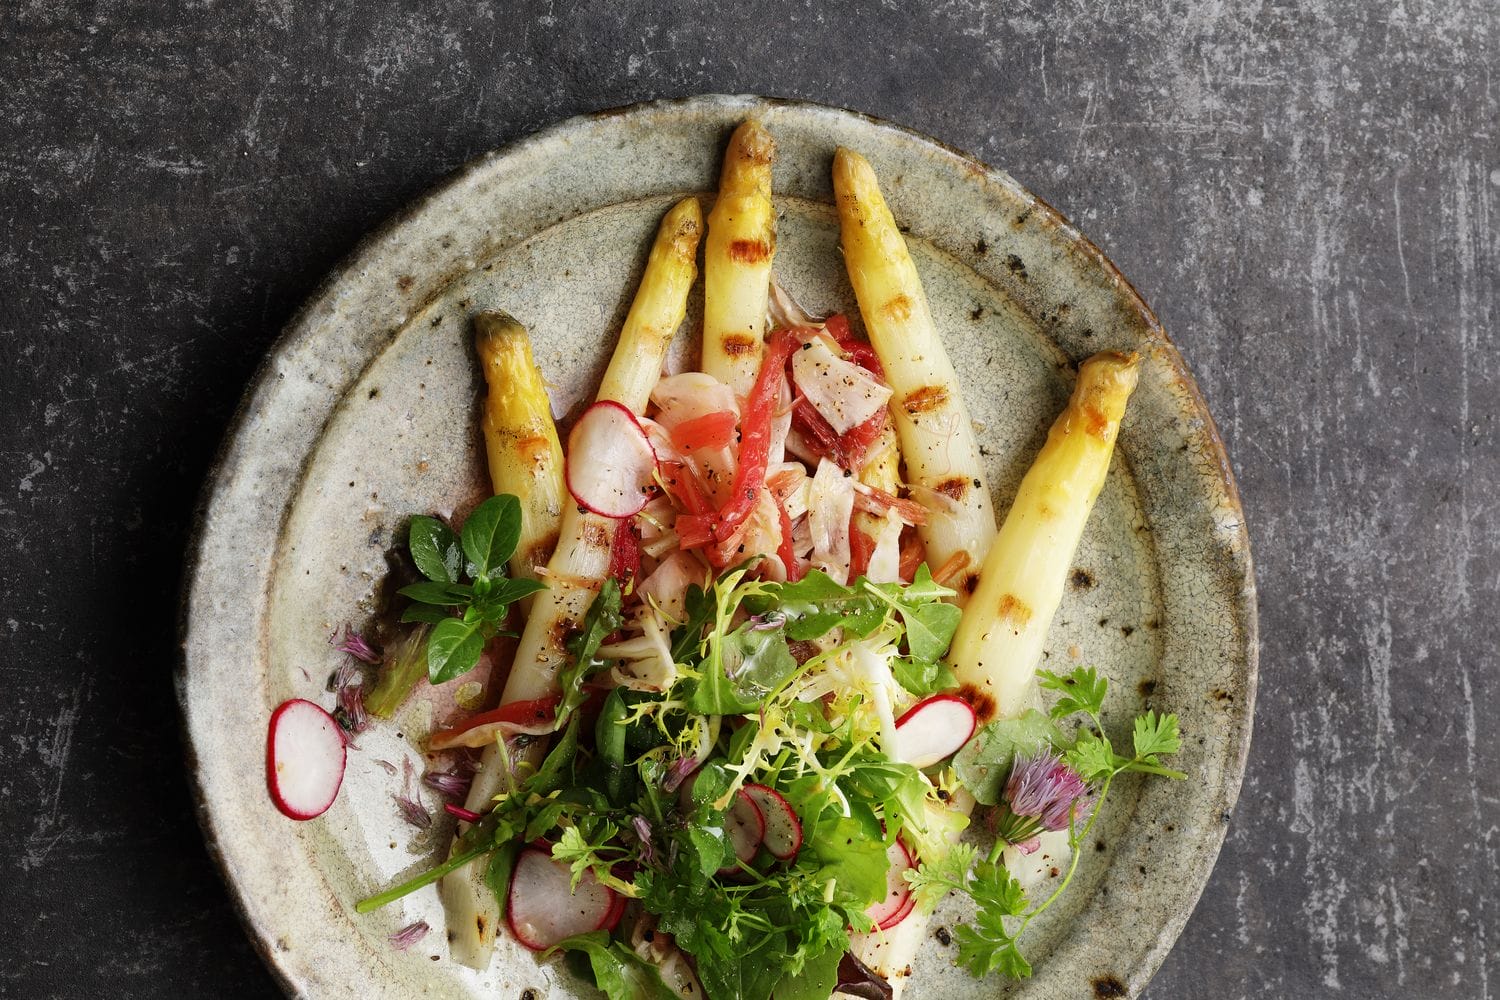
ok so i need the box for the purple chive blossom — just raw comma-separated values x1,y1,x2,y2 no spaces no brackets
422,768,473,798
747,612,785,632
388,920,430,950
333,663,369,736
632,815,655,865
662,757,699,794
393,758,432,830
332,625,382,665
994,750,1091,849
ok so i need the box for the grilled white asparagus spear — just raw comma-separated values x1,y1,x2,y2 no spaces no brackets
441,197,702,969
843,351,1139,998
833,148,995,600
474,311,567,590
703,119,776,398
947,351,1139,720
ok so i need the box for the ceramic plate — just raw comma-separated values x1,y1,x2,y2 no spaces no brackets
178,95,1256,999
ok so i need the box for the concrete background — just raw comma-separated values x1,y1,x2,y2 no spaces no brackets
2,1,1495,997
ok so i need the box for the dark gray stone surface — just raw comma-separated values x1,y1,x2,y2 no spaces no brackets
1,1,1494,997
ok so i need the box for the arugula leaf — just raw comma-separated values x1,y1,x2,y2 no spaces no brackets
1038,665,1108,721
555,579,624,727
952,710,1061,805
460,494,523,579
482,840,519,911
407,515,463,583
426,617,485,684
552,932,679,1000
670,582,717,662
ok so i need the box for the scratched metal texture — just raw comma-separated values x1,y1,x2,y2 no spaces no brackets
0,2,1494,1000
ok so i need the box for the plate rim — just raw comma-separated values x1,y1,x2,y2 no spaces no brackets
176,92,1258,998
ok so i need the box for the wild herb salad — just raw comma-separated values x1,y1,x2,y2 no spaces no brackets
265,120,1182,1000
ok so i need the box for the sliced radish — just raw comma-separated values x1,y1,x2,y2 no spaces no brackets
506,846,619,951
743,784,802,861
718,788,766,874
566,400,658,518
598,890,627,933
866,838,915,930
791,337,893,434
894,694,978,769
266,699,346,820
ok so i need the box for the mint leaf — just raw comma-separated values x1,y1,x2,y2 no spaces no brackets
460,494,522,579
952,710,1060,805
398,580,471,606
427,616,485,684
408,515,462,583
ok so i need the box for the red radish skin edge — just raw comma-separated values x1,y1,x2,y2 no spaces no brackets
866,839,916,931
266,699,346,821
597,892,626,933
718,788,767,874
893,693,978,768
743,784,802,861
506,847,619,951
566,400,658,519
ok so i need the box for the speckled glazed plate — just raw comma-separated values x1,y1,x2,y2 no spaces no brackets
178,95,1255,999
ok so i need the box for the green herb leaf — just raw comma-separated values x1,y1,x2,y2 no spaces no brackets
482,841,520,911
1038,666,1108,721
408,515,463,583
398,604,450,625
398,580,472,606
690,623,799,715
427,617,485,684
1132,710,1181,759
551,932,679,1000
670,583,717,662
773,945,843,1000
891,655,959,698
1064,728,1121,782
460,494,523,580
952,710,1061,805
900,599,962,663
555,579,624,727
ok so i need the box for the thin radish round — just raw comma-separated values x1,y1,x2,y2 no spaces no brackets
743,784,802,861
266,699,346,820
566,400,658,518
893,693,978,768
598,890,627,933
717,788,766,874
506,846,619,951
866,838,915,931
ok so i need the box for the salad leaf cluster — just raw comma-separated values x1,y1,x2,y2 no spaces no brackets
397,495,545,684
914,664,1184,979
